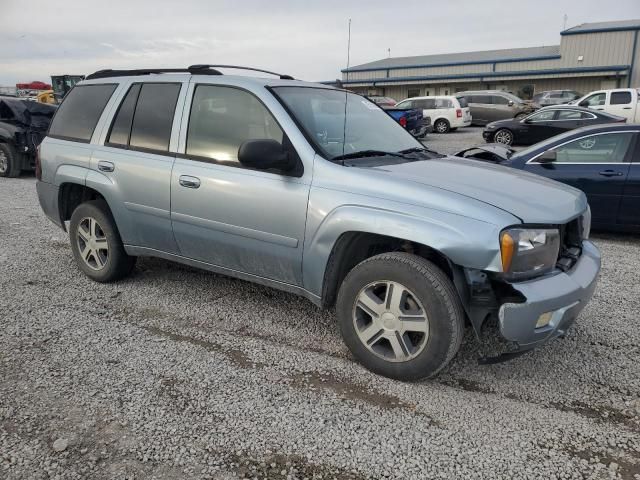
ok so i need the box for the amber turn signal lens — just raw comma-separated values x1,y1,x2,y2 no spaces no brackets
500,232,515,272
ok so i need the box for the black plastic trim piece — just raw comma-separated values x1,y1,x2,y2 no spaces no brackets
85,67,223,80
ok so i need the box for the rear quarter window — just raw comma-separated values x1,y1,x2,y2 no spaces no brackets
48,84,117,142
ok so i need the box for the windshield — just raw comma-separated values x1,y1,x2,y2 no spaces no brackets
271,86,422,159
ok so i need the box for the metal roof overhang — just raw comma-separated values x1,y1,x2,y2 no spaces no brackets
343,65,630,87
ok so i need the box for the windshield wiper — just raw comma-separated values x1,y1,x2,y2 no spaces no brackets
331,150,409,161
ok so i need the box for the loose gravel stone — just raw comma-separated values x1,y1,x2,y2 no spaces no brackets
1,149,639,480
52,439,68,453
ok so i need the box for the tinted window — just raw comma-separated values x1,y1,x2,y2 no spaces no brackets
549,92,563,99
556,110,583,120
527,110,556,121
129,83,181,152
610,91,632,105
583,93,606,107
187,85,283,164
48,84,117,142
412,100,429,109
472,95,492,104
107,84,141,146
550,132,634,163
456,96,468,108
492,95,509,105
435,98,453,109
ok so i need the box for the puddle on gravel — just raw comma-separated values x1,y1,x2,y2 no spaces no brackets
226,451,367,480
551,400,639,432
559,445,640,480
141,325,263,370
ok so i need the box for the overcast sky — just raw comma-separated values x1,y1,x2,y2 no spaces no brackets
2,0,639,85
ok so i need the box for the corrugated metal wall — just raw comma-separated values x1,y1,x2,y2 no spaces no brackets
342,28,639,94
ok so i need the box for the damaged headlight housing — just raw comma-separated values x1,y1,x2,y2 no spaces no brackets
500,227,560,281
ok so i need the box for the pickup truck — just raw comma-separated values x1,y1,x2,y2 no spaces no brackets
383,106,431,138
573,88,640,123
0,97,56,177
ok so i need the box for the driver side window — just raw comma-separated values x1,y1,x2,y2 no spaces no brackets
186,85,283,164
527,110,556,122
583,93,606,107
551,132,634,163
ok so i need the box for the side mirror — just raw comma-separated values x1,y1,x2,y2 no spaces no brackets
537,150,556,163
507,100,514,107
238,139,295,172
578,100,588,107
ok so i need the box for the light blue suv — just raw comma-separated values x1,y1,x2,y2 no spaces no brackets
36,65,601,380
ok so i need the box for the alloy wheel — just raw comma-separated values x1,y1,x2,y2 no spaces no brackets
76,217,109,271
0,150,7,174
494,129,513,145
352,281,429,362
435,121,448,133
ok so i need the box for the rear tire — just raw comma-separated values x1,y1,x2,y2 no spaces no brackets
337,252,464,381
69,200,136,282
0,143,21,178
434,119,450,134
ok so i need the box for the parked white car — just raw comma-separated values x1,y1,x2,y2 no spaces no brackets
573,88,639,123
395,95,472,133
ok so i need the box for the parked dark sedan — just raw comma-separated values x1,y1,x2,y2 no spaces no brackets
482,106,625,146
456,124,640,232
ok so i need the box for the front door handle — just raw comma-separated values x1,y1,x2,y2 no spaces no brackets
598,170,623,177
97,160,114,173
179,175,201,189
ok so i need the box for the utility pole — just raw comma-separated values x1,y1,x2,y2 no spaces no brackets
563,14,568,31
345,18,352,82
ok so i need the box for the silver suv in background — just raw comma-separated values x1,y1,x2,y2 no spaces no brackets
457,90,537,125
532,90,582,107
36,66,600,381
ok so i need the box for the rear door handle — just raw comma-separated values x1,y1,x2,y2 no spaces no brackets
622,107,632,110
97,160,114,172
598,170,623,177
179,175,201,188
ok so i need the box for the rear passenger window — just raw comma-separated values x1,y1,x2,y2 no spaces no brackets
473,95,491,104
186,85,283,164
129,83,181,152
48,84,117,142
493,96,509,105
107,84,141,146
435,98,453,109
610,91,632,105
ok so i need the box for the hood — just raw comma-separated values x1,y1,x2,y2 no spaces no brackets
0,98,56,130
454,144,514,163
485,118,516,129
368,156,586,224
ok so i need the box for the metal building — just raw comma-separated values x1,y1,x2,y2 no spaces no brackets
341,19,640,101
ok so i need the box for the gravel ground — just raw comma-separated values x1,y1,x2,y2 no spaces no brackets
1,150,639,479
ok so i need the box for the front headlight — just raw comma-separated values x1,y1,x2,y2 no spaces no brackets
500,228,560,280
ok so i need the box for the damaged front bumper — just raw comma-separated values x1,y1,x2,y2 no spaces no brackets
498,240,601,349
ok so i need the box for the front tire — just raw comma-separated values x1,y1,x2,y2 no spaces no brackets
434,119,450,133
337,252,464,381
69,200,136,282
0,143,21,178
493,128,514,145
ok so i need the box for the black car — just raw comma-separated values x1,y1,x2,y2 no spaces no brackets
482,106,625,146
456,124,640,232
0,98,56,177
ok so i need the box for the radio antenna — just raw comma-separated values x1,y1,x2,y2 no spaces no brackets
341,18,352,158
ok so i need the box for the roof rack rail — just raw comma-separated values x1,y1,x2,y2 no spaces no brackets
188,64,295,80
85,67,223,80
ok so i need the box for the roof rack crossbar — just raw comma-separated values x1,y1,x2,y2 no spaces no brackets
85,67,223,80
188,64,295,80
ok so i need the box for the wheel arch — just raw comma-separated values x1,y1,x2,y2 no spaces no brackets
58,182,110,226
305,205,502,308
